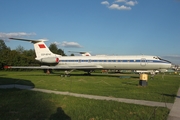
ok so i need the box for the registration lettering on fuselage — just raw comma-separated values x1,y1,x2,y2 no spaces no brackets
41,53,51,56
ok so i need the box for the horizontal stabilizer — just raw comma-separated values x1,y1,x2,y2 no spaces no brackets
9,38,47,43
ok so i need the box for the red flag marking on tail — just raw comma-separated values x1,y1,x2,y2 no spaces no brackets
38,44,46,48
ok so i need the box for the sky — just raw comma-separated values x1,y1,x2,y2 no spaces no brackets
0,0,180,64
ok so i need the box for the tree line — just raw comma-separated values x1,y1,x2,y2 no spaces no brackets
0,40,67,70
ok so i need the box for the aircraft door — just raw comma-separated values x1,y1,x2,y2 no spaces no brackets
140,58,146,66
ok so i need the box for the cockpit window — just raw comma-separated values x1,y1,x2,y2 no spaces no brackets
153,56,159,59
156,56,171,63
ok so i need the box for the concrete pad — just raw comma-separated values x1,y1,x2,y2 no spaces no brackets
168,88,180,120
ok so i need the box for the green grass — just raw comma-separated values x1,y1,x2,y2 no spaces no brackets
0,89,169,120
1,71,179,103
1,70,179,119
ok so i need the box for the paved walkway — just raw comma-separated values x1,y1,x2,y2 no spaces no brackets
168,88,180,120
32,88,173,109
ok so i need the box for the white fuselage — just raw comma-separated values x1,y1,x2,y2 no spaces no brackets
56,55,172,70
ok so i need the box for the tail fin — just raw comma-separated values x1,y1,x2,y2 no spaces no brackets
9,38,59,60
81,52,91,56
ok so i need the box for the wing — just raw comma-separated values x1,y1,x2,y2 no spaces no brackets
4,65,103,70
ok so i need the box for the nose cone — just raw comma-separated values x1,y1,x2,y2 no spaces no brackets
163,60,172,69
162,61,172,69
170,63,173,69
167,62,172,68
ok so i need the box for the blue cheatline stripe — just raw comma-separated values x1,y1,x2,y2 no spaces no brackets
59,59,169,63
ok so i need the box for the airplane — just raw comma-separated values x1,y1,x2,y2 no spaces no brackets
6,38,172,76
68,51,91,56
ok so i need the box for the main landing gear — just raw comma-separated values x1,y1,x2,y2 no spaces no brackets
83,70,94,76
61,70,74,77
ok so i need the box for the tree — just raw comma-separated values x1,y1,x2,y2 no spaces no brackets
23,49,36,58
70,53,75,56
49,43,66,56
0,40,8,51
0,40,11,69
57,49,66,56
22,49,39,66
49,43,58,54
16,45,24,54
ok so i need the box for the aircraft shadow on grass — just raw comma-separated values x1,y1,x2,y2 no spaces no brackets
0,76,71,119
0,76,35,88
10,69,140,78
17,72,129,78
121,80,139,86
57,72,140,77
49,107,71,120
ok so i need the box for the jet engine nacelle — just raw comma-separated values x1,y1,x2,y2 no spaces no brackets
159,69,167,73
40,57,59,63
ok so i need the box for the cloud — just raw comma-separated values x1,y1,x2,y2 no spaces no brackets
101,0,138,11
101,1,109,5
109,4,131,10
114,0,138,5
0,32,36,40
126,1,138,6
114,0,127,3
53,41,83,48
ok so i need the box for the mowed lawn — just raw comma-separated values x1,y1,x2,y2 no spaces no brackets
0,89,169,120
1,70,180,103
0,70,179,119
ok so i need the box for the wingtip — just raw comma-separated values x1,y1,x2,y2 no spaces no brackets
4,66,11,69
